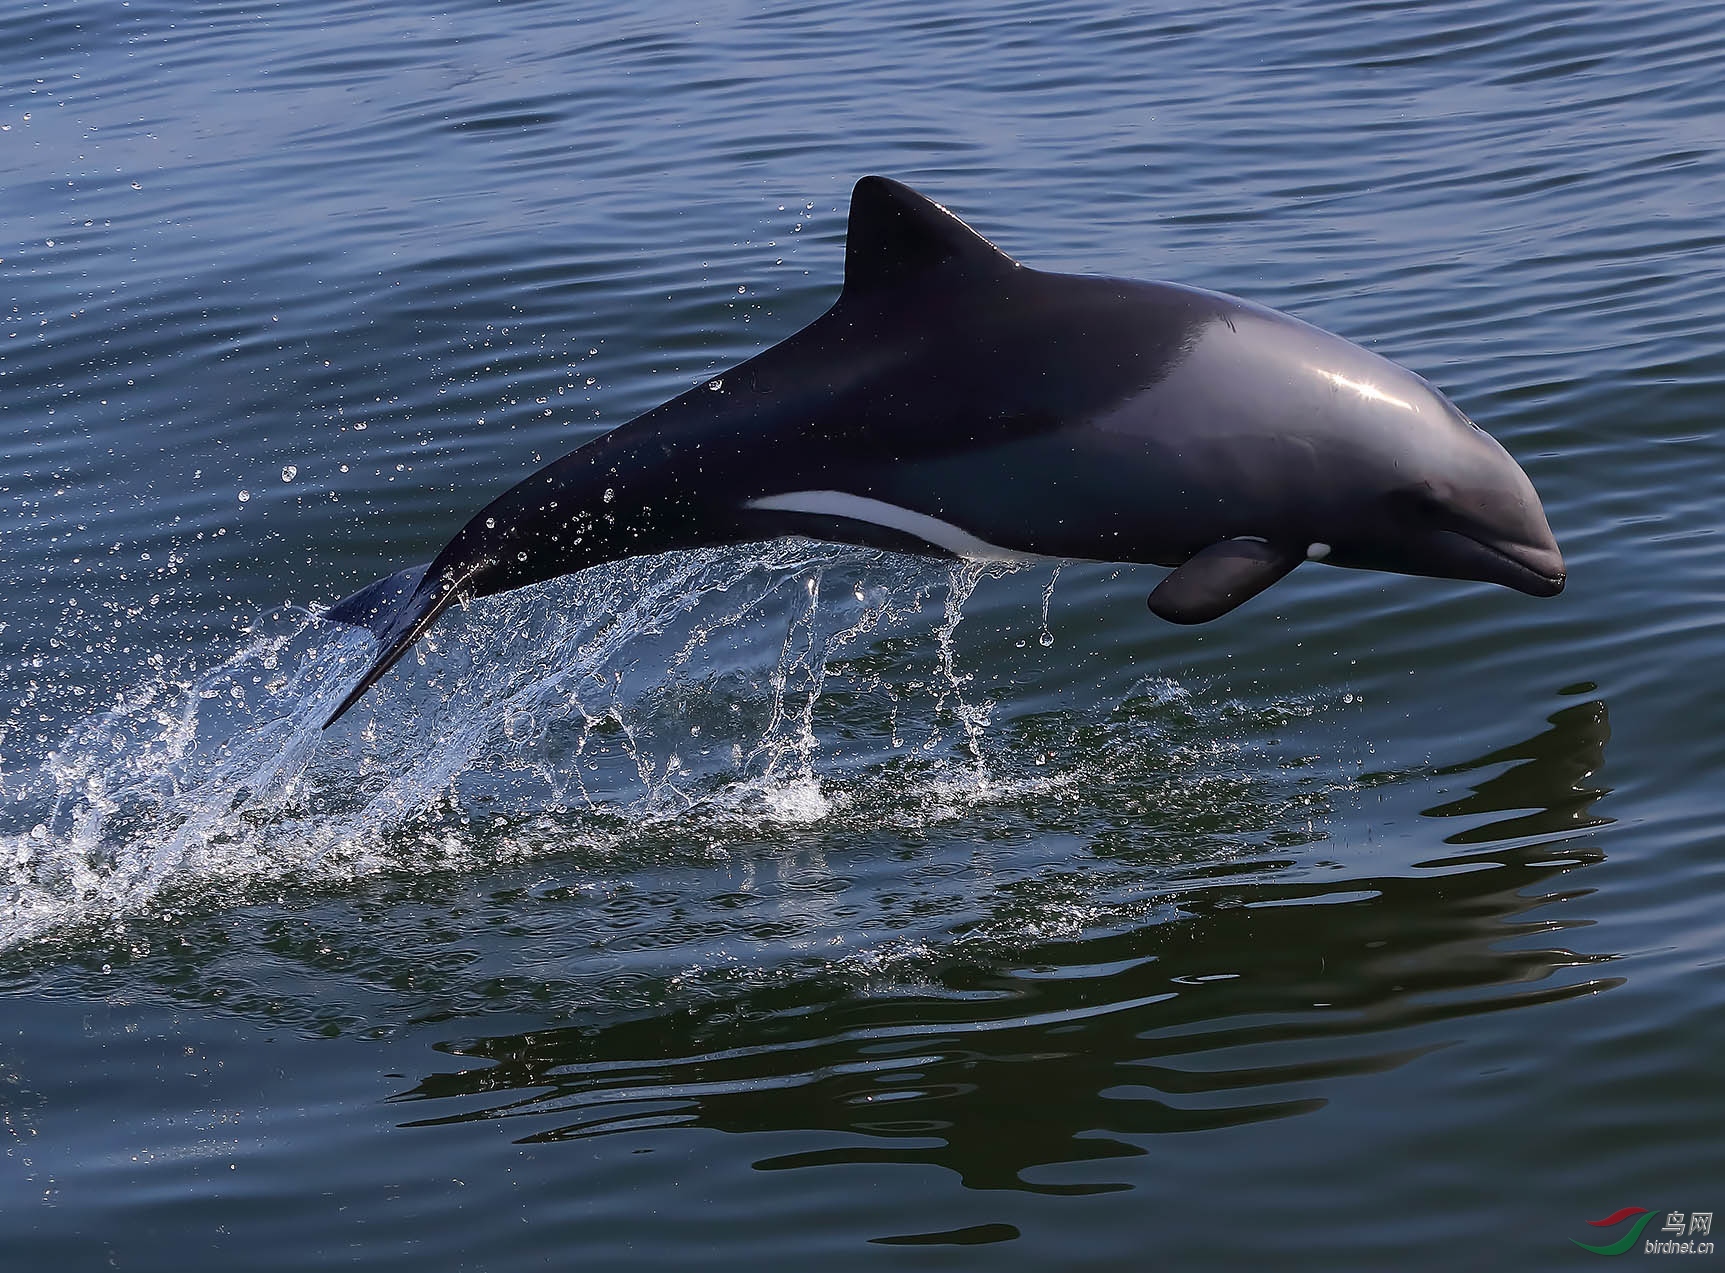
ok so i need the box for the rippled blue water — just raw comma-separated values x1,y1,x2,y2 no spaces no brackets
4,1,1724,1267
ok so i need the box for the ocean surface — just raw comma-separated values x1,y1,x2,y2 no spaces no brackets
3,1,1723,1267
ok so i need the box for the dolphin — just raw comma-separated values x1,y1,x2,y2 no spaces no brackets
316,176,1564,729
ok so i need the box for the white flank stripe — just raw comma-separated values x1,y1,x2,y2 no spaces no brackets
745,490,1045,562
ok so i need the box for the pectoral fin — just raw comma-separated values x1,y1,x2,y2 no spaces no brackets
1147,539,1302,624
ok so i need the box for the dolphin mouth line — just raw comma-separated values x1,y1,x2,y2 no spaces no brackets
1451,530,1566,596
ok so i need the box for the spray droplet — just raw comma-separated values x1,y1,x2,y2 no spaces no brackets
603,487,615,504
281,465,297,482
485,517,496,528
237,490,251,502
517,551,528,562
1038,563,1062,649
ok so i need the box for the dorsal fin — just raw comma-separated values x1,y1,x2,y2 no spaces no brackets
842,176,1016,297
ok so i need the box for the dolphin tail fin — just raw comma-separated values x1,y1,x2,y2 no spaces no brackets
318,563,461,730
322,563,431,638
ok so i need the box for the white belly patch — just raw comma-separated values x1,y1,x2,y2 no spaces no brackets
745,489,1047,563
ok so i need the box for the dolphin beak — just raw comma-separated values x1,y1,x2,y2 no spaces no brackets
1518,548,1566,597
1443,529,1566,597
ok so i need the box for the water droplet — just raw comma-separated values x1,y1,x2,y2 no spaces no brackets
237,490,250,502
707,378,723,391
517,551,528,562
603,487,615,503
485,517,496,528
30,824,46,840
281,465,297,482
1038,563,1062,650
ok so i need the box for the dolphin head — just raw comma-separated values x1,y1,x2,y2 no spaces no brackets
1311,382,1565,598
1143,296,1566,606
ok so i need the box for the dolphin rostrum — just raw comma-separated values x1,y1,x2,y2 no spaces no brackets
317,176,1564,728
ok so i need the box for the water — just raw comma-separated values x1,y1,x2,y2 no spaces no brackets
4,0,1723,1266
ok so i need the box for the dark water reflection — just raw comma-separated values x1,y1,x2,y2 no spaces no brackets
390,698,1618,1213
1422,690,1612,845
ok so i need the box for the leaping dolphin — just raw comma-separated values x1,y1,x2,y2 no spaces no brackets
316,176,1564,729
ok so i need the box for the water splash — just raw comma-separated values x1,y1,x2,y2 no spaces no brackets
2,618,378,949
1039,563,1062,648
925,558,1019,773
0,544,1031,950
